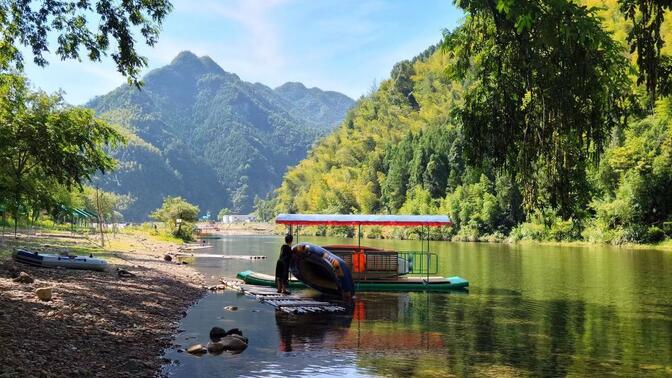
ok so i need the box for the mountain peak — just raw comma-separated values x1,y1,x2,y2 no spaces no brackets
167,51,226,77
170,50,200,66
276,82,307,91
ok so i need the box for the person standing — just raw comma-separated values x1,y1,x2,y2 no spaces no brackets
276,234,293,294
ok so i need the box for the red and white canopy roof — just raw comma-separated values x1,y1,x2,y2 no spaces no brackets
275,214,453,227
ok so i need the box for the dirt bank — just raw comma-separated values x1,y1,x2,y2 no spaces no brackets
0,231,205,377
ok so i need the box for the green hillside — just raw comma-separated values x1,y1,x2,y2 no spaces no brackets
88,51,354,220
273,2,672,244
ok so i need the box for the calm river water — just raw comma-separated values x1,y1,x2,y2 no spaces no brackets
162,236,672,377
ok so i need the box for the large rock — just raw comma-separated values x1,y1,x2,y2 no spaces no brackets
229,334,249,344
209,326,227,341
220,335,248,352
206,341,225,354
163,254,172,262
35,287,53,301
225,328,242,337
13,272,33,284
186,344,207,355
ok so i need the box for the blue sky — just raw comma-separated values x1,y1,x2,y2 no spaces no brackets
23,0,463,105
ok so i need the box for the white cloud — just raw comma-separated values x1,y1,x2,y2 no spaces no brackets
172,0,288,69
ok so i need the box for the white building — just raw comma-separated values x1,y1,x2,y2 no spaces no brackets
221,214,257,223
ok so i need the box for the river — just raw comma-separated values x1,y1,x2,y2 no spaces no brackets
162,236,672,377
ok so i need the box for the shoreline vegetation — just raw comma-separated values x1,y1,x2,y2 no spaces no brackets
213,221,672,251
0,226,205,377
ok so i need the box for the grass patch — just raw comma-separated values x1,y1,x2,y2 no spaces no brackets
122,223,184,245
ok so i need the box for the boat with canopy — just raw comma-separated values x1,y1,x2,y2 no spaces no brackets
236,214,469,292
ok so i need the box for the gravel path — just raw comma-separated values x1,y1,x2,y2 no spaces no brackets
0,233,205,377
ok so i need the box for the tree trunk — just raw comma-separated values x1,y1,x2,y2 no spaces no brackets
96,187,105,247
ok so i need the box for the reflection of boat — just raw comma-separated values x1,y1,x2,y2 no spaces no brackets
275,295,444,352
238,214,469,292
276,309,353,352
290,243,355,298
13,249,107,271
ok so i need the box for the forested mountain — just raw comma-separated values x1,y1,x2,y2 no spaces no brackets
274,82,354,130
273,0,672,244
87,51,354,220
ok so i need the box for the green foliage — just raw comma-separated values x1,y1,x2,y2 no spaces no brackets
149,196,199,241
590,98,672,242
619,0,672,106
0,75,124,228
445,0,631,220
253,196,275,222
218,208,231,220
1,0,173,85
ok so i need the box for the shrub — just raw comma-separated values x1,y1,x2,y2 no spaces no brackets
643,226,666,243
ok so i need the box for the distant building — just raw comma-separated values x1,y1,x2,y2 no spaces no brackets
221,214,257,223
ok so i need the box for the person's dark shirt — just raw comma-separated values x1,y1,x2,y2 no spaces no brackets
279,244,292,265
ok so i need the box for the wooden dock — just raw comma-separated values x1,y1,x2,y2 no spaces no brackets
221,279,348,314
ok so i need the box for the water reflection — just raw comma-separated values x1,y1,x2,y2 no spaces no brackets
276,310,352,352
164,236,672,377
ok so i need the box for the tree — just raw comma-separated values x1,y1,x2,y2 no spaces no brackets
230,177,249,214
444,0,631,219
0,76,124,234
619,0,672,107
218,208,231,221
0,0,173,85
150,196,199,239
253,196,275,222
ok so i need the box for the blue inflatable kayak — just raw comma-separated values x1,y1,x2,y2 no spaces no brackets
289,243,355,299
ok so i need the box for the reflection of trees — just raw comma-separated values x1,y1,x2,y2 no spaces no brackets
353,292,672,376
274,287,671,376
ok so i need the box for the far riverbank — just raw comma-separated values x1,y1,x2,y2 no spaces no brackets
210,221,672,252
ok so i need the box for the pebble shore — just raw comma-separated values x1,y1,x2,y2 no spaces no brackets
0,233,206,377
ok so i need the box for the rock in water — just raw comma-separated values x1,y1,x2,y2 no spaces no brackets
229,334,249,344
220,335,248,351
225,328,242,337
35,287,53,301
209,326,227,341
206,341,225,354
13,272,34,284
186,344,207,355
224,306,238,311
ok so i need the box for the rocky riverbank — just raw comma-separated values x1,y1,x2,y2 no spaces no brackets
0,231,206,377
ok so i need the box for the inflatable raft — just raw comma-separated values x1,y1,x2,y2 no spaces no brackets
289,243,355,298
13,249,108,271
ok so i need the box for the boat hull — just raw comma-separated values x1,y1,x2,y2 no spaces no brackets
236,270,468,292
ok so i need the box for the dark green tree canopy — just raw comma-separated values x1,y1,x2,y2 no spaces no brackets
444,0,631,218
0,0,173,84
